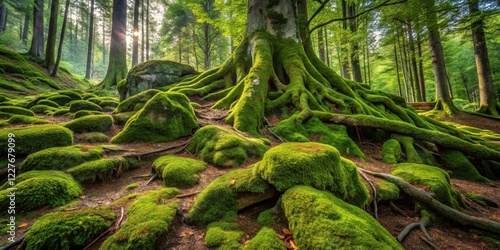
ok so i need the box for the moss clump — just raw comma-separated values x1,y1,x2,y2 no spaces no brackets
392,134,423,164
56,90,82,100
69,100,103,113
392,163,465,208
257,208,274,227
20,145,103,171
0,171,83,214
82,93,98,100
100,188,180,249
440,149,488,182
1,115,48,126
246,227,286,250
273,116,365,159
123,183,139,190
0,105,35,116
152,155,207,187
37,99,60,108
382,139,402,164
114,89,162,113
376,180,400,202
18,207,115,250
205,221,244,249
187,125,268,168
30,104,58,114
47,94,73,106
189,168,273,224
282,186,403,249
64,114,113,133
254,142,369,207
52,108,70,116
100,100,119,109
67,158,121,183
112,111,135,125
0,125,73,159
111,92,198,143
77,132,109,143
73,110,104,119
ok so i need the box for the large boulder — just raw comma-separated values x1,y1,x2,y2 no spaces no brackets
118,60,199,101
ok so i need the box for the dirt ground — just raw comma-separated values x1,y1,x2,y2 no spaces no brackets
1,103,500,249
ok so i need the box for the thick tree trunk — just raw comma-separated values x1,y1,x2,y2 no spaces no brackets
132,0,139,67
348,3,363,83
100,0,127,89
85,0,95,79
45,0,59,73
22,12,30,45
468,0,499,116
407,21,422,102
29,0,44,58
52,0,70,76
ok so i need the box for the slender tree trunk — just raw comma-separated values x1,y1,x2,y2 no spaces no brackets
416,25,426,101
102,14,106,66
341,0,350,79
468,0,498,116
317,27,326,63
324,28,330,67
192,27,199,70
461,71,471,102
203,22,210,69
397,27,410,101
178,35,182,63
45,0,60,73
407,21,422,102
146,0,149,61
85,0,95,79
141,0,145,63
394,42,403,97
132,0,139,66
100,0,128,89
348,3,362,83
52,0,70,76
22,12,30,45
0,0,5,33
29,0,44,58
402,28,415,102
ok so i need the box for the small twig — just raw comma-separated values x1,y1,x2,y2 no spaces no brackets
123,139,191,159
131,174,153,179
419,235,440,250
265,126,286,142
146,174,158,185
358,169,378,220
175,191,201,199
114,207,125,230
83,207,125,250
390,202,409,216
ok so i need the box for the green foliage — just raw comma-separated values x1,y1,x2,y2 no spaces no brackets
382,139,402,164
64,114,113,133
187,125,268,168
0,171,83,214
282,186,403,249
69,100,103,113
100,188,180,250
392,163,465,208
0,105,35,116
18,207,115,250
67,158,120,183
440,149,488,182
152,155,207,187
111,92,198,143
73,110,104,119
20,145,103,171
254,142,370,207
189,168,272,225
246,227,286,250
205,221,244,249
257,208,274,227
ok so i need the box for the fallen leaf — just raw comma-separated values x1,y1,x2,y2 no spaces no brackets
282,228,291,235
277,234,285,240
18,223,28,228
229,178,237,185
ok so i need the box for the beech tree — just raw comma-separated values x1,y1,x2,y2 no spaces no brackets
28,0,44,58
44,0,59,73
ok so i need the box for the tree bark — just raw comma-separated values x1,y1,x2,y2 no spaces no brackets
22,12,30,45
341,0,351,80
29,0,44,58
348,3,363,83
317,27,326,63
52,0,70,77
132,0,139,67
324,28,331,67
468,0,499,116
85,0,95,79
141,0,144,63
99,0,127,89
416,24,426,102
45,0,59,73
407,21,422,102
394,42,403,97
146,0,149,61
0,0,6,33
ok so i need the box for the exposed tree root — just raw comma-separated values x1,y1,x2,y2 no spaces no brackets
123,139,191,160
358,169,378,220
397,211,432,243
359,168,500,236
194,110,227,120
0,236,25,250
146,174,158,185
174,191,201,199
83,207,125,250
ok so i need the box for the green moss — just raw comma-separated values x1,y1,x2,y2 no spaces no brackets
123,183,139,190
82,93,98,100
67,158,120,183
391,134,423,164
20,145,103,171
77,132,109,143
376,180,400,202
257,208,274,227
110,193,139,207
86,97,103,105
205,221,244,249
440,149,488,182
282,186,403,249
52,108,70,116
117,79,128,101
100,188,180,250
414,143,439,167
69,100,103,113
273,116,365,159
246,227,286,250
0,105,35,116
56,90,83,100
64,114,113,133
30,104,58,114
382,139,402,164
115,89,162,113
100,100,119,109
73,110,104,119
0,170,83,214
188,168,272,224
392,163,465,208
111,92,198,143
0,124,73,158
187,125,268,168
37,99,60,108
3,115,48,126
18,207,115,250
47,95,73,106
152,155,207,187
254,142,369,207
112,111,136,125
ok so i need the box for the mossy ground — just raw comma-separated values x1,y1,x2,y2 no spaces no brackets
440,149,488,182
152,155,207,187
205,221,244,249
68,157,136,183
246,227,286,250
69,100,103,113
0,115,48,126
20,145,103,171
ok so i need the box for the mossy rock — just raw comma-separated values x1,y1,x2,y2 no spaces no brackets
37,99,60,108
188,168,274,225
56,90,83,100
0,115,48,126
77,132,109,143
64,114,113,133
392,134,423,164
82,93,98,100
73,110,104,119
99,100,119,109
272,116,365,159
257,208,274,227
86,97,103,105
47,94,73,106
68,100,103,113
112,111,136,125
52,108,70,116
20,145,103,171
392,163,465,209
100,188,180,249
111,92,197,143
205,221,244,249
30,104,58,114
0,125,73,159
376,180,400,202
440,149,488,182
152,155,207,187
382,139,402,164
187,125,268,168
0,105,35,116
246,227,286,250
114,89,162,113
67,158,121,183
18,207,115,250
253,142,370,207
282,186,403,249
0,171,83,214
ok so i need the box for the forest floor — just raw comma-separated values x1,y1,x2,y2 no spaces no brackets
1,101,500,250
